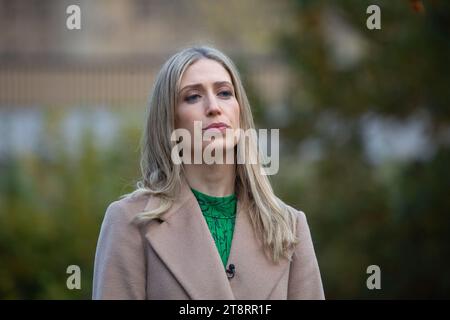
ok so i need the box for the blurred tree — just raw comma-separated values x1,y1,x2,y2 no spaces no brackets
273,0,450,298
0,108,141,299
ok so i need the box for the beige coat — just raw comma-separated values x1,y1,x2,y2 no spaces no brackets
92,181,325,299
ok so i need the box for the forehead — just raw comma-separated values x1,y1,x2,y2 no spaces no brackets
180,58,232,87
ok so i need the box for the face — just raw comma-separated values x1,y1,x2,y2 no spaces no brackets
175,58,240,158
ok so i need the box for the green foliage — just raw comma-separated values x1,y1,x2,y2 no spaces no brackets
271,0,450,298
0,108,141,299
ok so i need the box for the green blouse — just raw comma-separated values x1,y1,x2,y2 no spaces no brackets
191,188,237,268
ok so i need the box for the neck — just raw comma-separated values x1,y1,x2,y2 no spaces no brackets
183,163,236,197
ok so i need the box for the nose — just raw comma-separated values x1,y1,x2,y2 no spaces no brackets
205,93,222,116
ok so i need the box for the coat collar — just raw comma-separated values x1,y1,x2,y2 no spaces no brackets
141,179,292,299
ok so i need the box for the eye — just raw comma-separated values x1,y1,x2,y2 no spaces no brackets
218,90,233,98
185,94,201,103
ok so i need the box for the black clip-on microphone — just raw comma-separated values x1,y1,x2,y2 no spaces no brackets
226,264,236,279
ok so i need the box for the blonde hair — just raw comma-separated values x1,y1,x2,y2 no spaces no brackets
123,45,299,263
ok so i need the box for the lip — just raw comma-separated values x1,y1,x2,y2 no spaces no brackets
202,122,231,131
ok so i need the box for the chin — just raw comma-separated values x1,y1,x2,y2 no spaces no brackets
202,140,236,163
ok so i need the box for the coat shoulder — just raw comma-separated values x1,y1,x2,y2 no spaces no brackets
279,202,311,242
103,191,153,226
279,200,307,224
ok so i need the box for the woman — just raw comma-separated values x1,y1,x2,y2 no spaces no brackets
92,45,324,300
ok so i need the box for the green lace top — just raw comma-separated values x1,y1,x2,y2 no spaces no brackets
191,187,237,268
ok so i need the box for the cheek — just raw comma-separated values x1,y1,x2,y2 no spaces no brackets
231,101,240,126
175,106,194,129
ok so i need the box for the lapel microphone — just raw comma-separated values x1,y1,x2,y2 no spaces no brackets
226,264,236,279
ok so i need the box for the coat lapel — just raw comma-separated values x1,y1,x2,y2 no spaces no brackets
142,180,293,300
226,197,293,299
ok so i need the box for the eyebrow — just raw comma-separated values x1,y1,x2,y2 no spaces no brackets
179,81,233,94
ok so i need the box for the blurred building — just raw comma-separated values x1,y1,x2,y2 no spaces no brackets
0,0,293,108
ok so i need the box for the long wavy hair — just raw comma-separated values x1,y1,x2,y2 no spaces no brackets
123,45,299,263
